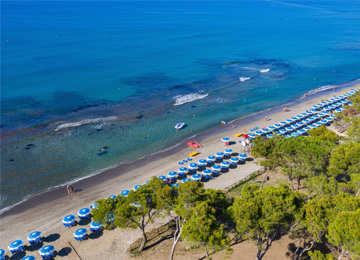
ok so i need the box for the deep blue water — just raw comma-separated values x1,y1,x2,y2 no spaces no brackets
1,0,360,211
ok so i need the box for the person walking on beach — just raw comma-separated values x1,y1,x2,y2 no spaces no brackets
66,185,71,195
69,185,74,194
265,115,268,121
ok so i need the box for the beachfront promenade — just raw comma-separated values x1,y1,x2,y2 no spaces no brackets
0,86,358,260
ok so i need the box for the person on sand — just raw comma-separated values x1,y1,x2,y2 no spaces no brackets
69,185,74,194
221,120,226,125
66,185,70,195
232,124,235,128
265,115,268,121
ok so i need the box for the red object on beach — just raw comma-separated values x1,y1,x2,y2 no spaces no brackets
186,141,202,148
242,134,249,139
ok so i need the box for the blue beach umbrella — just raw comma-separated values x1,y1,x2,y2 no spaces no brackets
266,134,273,138
330,115,336,119
297,122,305,127
291,123,299,129
248,133,256,139
317,113,325,117
78,208,90,219
286,134,292,138
279,121,287,126
239,154,247,159
0,249,4,260
212,165,221,171
320,119,328,124
335,109,342,113
305,110,313,115
216,152,224,158
310,109,318,114
182,178,192,183
121,190,130,197
177,172,186,178
301,112,308,117
291,132,299,137
340,107,345,111
133,185,142,191
221,161,230,168
348,102,353,106
274,123,282,129
312,105,320,109
8,240,23,253
325,117,332,122
191,174,202,181
171,183,179,188
312,115,320,119
268,126,276,131
198,159,207,166
39,245,55,257
255,130,264,136
207,155,215,162
28,231,42,244
189,163,198,170
279,129,287,134
178,167,188,173
108,195,117,200
314,122,322,127
230,157,239,164
275,131,280,135
144,180,150,185
63,214,76,227
22,256,36,260
158,175,167,181
222,137,230,142
203,169,212,175
290,117,298,121
309,124,317,129
285,126,293,132
224,149,232,155
74,228,87,241
297,129,306,135
90,202,98,209
285,119,293,124
105,213,115,223
168,171,178,178
261,128,270,133
303,126,312,131
90,221,102,230
296,115,303,120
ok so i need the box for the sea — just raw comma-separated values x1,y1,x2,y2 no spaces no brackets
1,0,360,213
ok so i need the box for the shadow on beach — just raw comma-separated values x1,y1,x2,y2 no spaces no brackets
43,233,60,243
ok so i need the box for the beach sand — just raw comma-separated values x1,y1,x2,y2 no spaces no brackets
0,84,358,259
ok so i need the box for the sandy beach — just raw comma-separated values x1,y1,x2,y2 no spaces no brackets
0,84,358,259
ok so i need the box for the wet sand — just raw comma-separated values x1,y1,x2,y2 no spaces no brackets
0,84,358,259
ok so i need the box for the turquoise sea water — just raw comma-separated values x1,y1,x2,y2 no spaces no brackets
1,0,360,211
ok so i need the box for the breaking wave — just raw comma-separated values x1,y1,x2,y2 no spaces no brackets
260,68,270,73
54,116,118,131
174,93,208,106
239,77,251,82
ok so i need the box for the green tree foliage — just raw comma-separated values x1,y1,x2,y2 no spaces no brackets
306,176,341,197
275,137,333,190
114,177,171,252
328,142,360,178
308,250,336,260
91,197,118,228
307,126,339,144
305,193,360,243
327,208,360,259
347,117,360,142
228,184,304,260
182,202,231,259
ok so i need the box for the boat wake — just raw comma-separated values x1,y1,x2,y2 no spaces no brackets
174,93,208,106
260,68,270,73
54,116,118,131
239,77,251,82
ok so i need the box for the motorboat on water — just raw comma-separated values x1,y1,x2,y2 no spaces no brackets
175,122,185,130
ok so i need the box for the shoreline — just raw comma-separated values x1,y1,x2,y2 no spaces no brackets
1,79,359,217
0,82,359,253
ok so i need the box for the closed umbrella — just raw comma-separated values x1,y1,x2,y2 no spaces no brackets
63,215,76,227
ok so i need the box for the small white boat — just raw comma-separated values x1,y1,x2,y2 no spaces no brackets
175,122,185,130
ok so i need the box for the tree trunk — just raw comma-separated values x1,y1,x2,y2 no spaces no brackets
260,171,268,189
297,239,315,258
169,217,184,260
138,218,147,253
337,249,346,260
205,248,211,260
297,178,301,191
